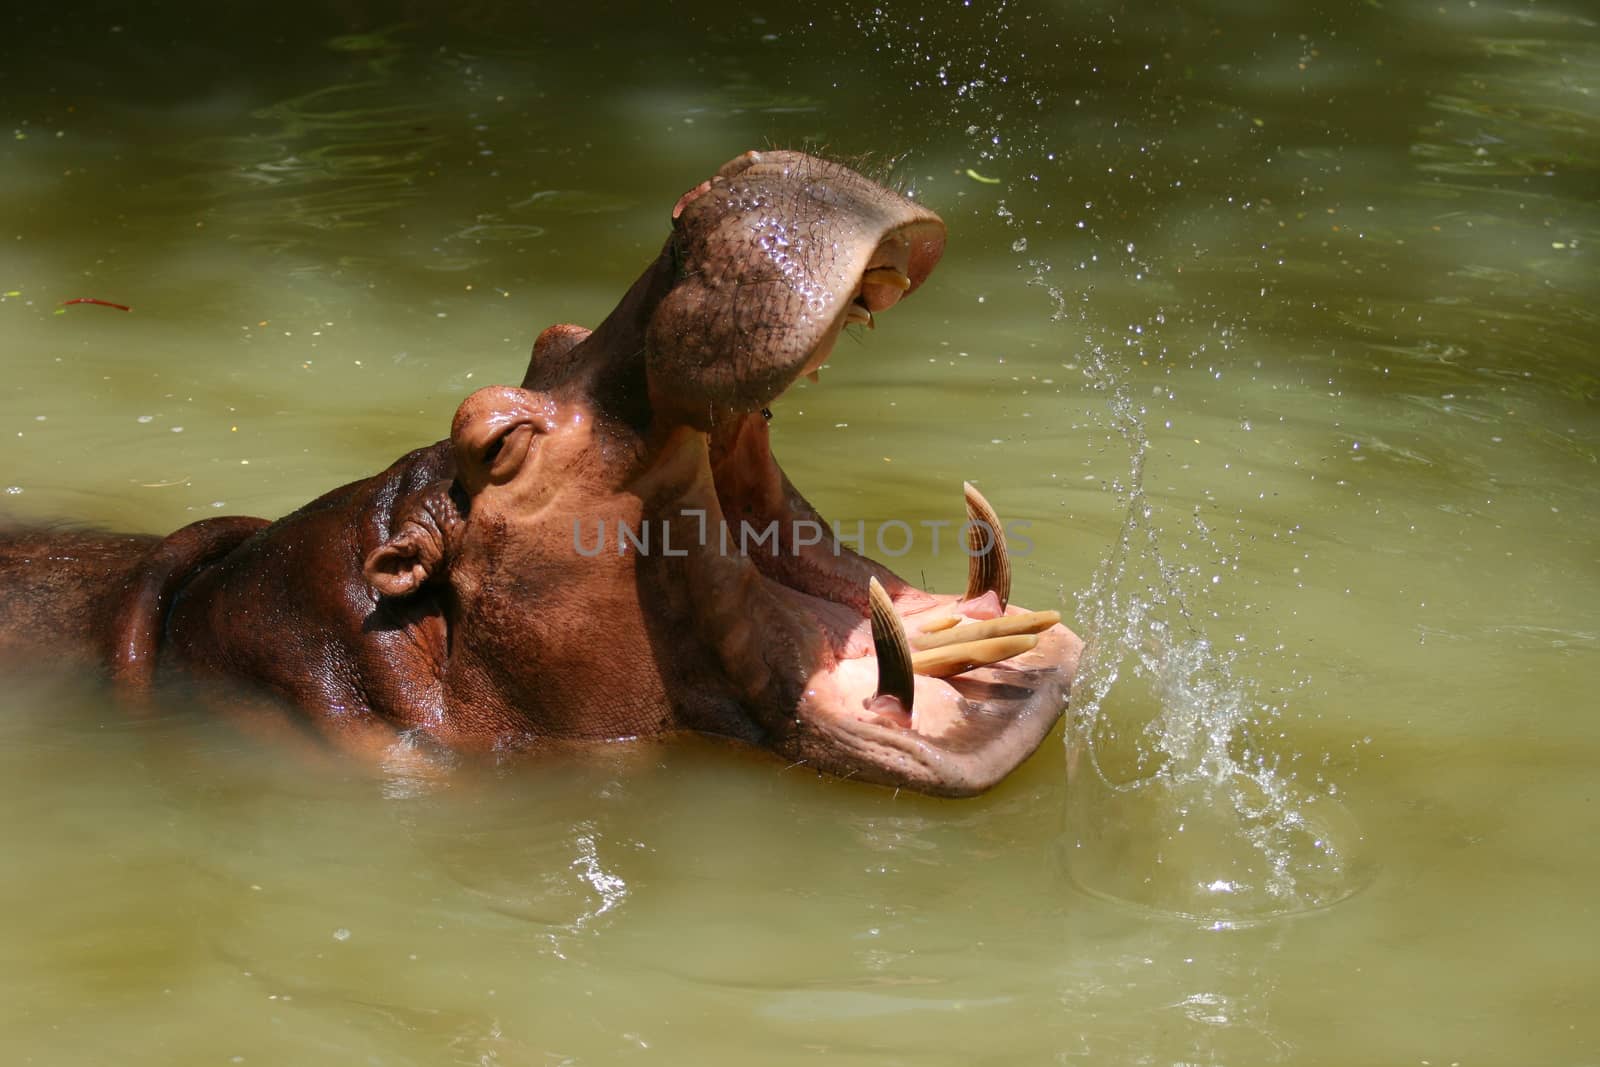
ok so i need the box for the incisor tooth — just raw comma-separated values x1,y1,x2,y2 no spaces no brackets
845,304,875,329
910,610,1060,651
963,481,1011,608
869,577,915,712
912,634,1038,678
862,266,912,291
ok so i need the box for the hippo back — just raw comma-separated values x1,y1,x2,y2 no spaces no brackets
0,528,159,663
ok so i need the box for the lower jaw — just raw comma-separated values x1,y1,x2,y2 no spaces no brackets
656,409,1066,760
788,590,1049,725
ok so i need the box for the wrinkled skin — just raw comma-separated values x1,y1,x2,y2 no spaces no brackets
0,151,1082,796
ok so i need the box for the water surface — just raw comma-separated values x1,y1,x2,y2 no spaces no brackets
2,2,1597,1063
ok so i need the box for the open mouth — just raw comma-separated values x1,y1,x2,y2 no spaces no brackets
686,226,1078,795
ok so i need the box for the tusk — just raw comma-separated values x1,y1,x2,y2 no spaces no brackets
963,481,1011,608
912,634,1039,678
862,266,912,291
869,577,915,712
911,610,1060,651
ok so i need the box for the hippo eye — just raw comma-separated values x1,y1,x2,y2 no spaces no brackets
479,422,536,484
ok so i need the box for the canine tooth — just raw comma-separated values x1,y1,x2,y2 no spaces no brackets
863,266,912,291
869,577,915,712
963,481,1011,608
911,634,1038,678
806,370,820,384
911,610,1060,651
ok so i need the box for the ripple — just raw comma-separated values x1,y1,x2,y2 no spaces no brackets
511,189,638,215
451,223,547,242
1065,761,1372,924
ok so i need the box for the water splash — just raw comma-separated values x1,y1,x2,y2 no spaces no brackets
1021,226,1368,920
1036,261,1368,922
1064,467,1367,921
851,1,1369,921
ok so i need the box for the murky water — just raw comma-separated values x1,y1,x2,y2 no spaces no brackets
3,2,1597,1063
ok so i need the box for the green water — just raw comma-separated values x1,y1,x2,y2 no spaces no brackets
2,2,1597,1063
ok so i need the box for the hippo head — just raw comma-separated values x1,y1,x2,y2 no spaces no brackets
364,151,1081,796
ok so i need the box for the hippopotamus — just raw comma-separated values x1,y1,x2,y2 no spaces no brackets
0,151,1082,796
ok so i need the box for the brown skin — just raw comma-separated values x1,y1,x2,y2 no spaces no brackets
0,151,1083,796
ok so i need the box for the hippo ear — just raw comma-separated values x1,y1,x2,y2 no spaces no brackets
363,484,459,599
364,525,441,598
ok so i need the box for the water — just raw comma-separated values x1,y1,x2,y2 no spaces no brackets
3,2,1598,1064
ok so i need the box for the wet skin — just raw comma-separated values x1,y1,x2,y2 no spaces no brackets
0,151,1082,796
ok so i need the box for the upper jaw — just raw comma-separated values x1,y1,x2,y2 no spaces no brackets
799,223,943,381
643,156,947,424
